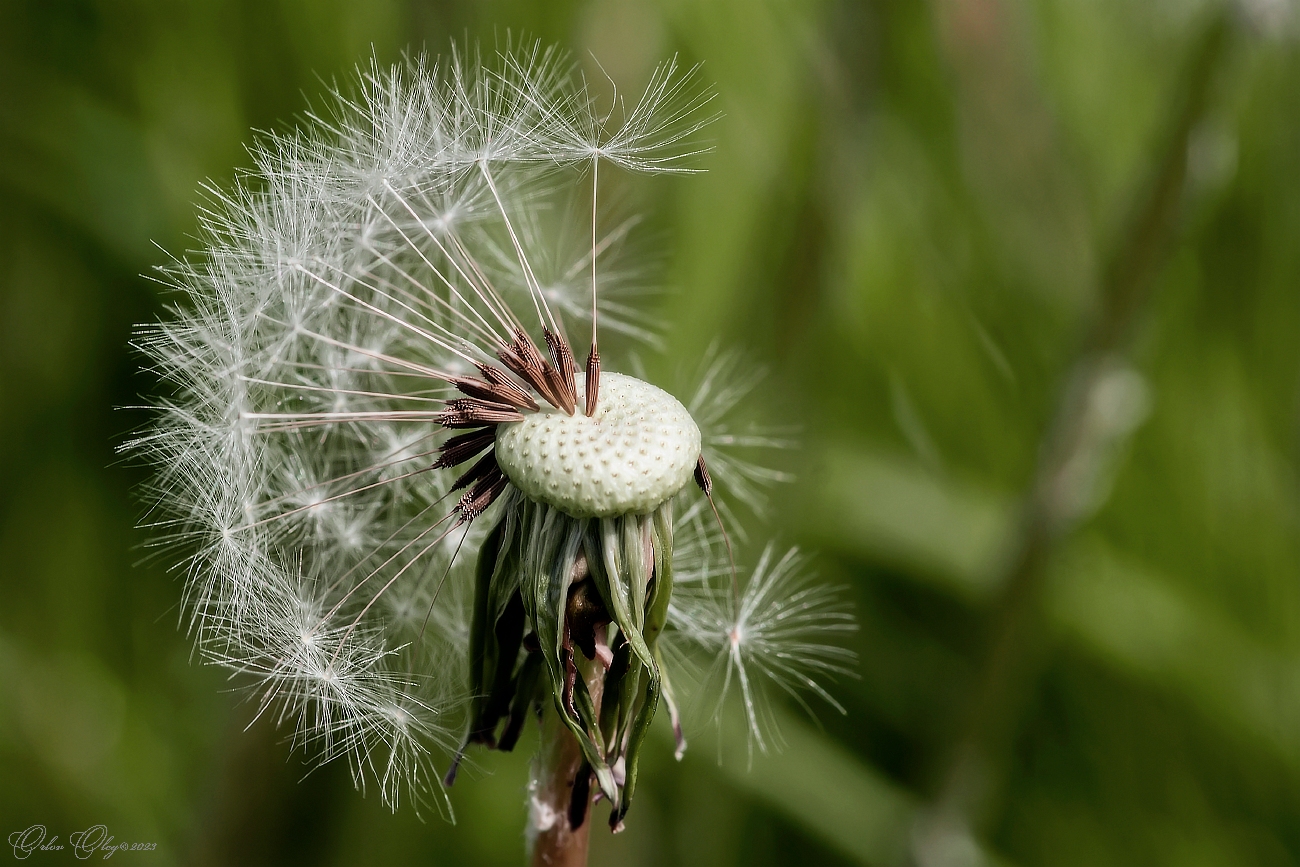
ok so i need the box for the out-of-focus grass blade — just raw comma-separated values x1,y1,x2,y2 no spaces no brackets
801,444,1300,774
1050,537,1300,771
0,81,169,262
798,445,1015,600
687,702,1014,867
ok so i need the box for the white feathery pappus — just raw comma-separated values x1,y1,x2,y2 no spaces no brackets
126,38,856,827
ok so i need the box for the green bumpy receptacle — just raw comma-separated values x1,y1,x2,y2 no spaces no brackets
494,373,700,519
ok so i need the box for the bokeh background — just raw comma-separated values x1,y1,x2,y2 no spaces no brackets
3,0,1300,865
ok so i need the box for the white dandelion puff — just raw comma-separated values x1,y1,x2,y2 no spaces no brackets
127,38,851,839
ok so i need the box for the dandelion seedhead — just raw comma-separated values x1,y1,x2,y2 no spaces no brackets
129,39,855,833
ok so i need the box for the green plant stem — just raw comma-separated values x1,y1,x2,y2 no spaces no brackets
529,710,593,867
529,652,605,866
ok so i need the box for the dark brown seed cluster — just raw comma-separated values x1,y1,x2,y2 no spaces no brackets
433,327,713,525
434,328,587,523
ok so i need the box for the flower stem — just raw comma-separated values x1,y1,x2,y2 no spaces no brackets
529,597,606,866
528,708,593,867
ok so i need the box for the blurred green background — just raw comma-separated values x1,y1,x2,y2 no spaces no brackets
3,0,1300,865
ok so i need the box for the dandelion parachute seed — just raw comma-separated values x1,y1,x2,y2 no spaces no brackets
129,39,854,849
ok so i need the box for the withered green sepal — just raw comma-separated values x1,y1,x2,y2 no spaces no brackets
455,489,676,826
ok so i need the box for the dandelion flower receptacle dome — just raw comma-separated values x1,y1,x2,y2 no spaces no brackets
495,373,701,518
